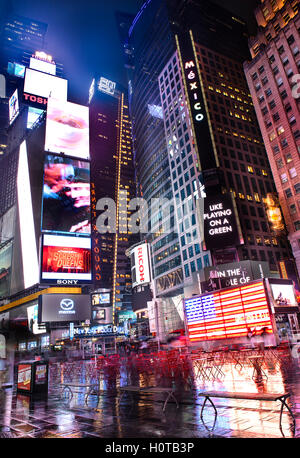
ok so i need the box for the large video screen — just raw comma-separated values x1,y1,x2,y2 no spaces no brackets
38,294,91,323
24,68,67,100
185,281,273,342
45,98,89,159
40,234,92,284
42,154,90,234
269,280,298,308
29,57,56,75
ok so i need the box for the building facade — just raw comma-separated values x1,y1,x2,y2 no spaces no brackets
244,0,300,277
118,0,294,338
89,77,137,324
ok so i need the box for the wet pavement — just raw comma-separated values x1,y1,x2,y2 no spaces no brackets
0,350,300,440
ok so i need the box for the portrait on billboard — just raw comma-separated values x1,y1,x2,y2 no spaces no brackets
92,293,110,305
42,154,90,234
40,234,92,284
45,98,89,159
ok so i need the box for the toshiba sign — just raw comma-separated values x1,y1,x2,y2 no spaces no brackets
131,243,151,288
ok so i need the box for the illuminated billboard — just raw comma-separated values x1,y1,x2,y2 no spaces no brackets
130,243,151,288
27,304,46,334
98,77,116,95
185,281,273,342
40,234,92,284
42,154,91,234
268,279,298,308
24,68,67,101
29,57,56,75
27,107,44,129
45,98,89,159
9,89,19,125
92,293,110,305
7,62,25,78
38,294,91,323
203,193,241,250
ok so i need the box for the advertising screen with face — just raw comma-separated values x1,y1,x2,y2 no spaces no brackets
41,234,92,284
45,98,89,159
42,154,91,234
92,293,110,305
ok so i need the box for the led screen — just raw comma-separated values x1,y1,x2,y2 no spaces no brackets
92,293,110,305
41,234,92,284
9,89,19,124
29,57,56,75
24,68,67,100
38,294,91,323
27,304,46,334
27,107,44,129
42,154,91,234
185,281,273,342
269,281,298,308
0,241,12,298
7,62,25,78
131,243,151,288
45,98,89,159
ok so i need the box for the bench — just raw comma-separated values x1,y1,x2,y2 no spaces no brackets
59,382,99,404
118,386,179,412
198,391,295,435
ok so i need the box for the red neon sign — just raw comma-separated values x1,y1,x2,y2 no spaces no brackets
185,281,273,342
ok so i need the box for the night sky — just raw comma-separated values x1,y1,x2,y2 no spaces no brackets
3,0,260,104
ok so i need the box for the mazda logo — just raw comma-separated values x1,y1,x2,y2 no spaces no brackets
60,298,74,311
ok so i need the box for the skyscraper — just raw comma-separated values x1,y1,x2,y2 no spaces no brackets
244,0,300,277
89,76,136,324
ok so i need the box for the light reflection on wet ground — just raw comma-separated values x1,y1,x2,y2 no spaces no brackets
0,352,299,438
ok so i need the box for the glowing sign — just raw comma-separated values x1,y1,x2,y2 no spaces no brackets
98,77,116,95
24,68,67,101
203,193,241,250
185,281,273,342
176,32,217,170
27,106,44,129
30,57,56,75
131,243,151,288
45,98,89,159
9,89,19,125
41,234,92,284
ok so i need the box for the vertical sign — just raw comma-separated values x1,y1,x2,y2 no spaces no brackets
70,322,74,340
175,31,218,170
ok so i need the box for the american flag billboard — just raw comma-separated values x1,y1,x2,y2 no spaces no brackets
185,281,273,342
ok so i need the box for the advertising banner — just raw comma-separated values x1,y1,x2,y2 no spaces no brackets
17,364,32,392
45,98,89,159
131,243,151,288
92,306,113,324
9,89,19,125
24,68,67,100
38,294,91,323
40,234,92,284
185,280,273,342
268,279,298,308
42,154,91,234
92,293,110,305
203,193,240,250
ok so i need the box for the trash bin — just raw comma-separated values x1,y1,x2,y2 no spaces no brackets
16,360,48,395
